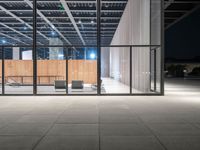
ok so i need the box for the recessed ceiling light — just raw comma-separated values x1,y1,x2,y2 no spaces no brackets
20,12,23,15
78,20,82,24
2,40,6,44
24,26,27,30
105,4,109,8
89,3,93,7
91,20,94,24
52,25,55,29
51,31,55,36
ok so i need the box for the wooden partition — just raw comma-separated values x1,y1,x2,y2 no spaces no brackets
37,60,66,84
3,60,97,85
5,60,33,84
68,60,97,84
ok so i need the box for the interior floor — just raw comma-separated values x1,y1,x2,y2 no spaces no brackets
3,78,144,94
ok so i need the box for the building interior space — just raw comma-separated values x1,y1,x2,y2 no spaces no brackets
0,0,163,95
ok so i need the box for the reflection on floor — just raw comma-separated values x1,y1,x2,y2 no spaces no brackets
3,78,142,94
102,78,141,94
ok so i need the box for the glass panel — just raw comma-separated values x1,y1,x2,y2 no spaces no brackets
132,46,161,94
4,47,33,94
0,0,33,94
101,47,130,94
132,47,151,93
156,47,161,93
150,49,156,91
151,0,161,45
37,47,67,94
68,47,97,94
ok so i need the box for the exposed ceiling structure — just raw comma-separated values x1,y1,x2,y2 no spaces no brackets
164,0,200,29
0,0,127,46
0,0,200,46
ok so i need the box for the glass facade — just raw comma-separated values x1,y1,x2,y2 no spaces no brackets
0,0,163,95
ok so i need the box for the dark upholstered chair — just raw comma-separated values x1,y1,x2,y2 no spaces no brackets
71,80,84,89
54,80,66,90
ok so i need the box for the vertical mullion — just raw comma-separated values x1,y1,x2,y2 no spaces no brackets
33,0,37,95
97,0,101,95
150,49,152,91
161,0,164,95
2,46,4,95
66,48,68,94
130,46,132,94
154,49,157,92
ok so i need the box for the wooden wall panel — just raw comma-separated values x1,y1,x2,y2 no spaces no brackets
37,60,66,84
5,60,33,84
3,60,97,85
68,60,97,84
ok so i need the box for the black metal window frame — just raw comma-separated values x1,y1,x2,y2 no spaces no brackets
0,0,164,96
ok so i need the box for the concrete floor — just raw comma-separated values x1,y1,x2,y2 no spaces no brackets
3,78,142,94
0,78,200,150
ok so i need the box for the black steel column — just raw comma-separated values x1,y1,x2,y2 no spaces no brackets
154,49,157,92
161,0,165,95
130,46,132,94
97,0,101,95
33,0,37,95
66,48,68,94
2,47,4,94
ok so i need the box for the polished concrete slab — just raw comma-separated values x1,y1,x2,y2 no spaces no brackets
0,78,200,150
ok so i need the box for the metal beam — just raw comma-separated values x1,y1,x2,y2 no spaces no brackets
165,1,200,4
165,10,189,13
166,5,200,30
0,17,121,19
164,0,174,9
0,32,27,45
0,1,127,3
60,0,86,45
0,10,123,13
24,0,71,45
0,23,32,40
0,23,44,45
0,5,48,40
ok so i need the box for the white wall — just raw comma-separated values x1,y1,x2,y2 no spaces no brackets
12,47,20,60
101,47,110,77
22,50,32,60
109,0,151,92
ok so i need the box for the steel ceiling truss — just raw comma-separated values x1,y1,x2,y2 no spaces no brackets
0,0,126,45
0,0,199,45
164,0,200,29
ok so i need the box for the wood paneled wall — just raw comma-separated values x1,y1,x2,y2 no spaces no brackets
3,60,97,84
68,60,97,84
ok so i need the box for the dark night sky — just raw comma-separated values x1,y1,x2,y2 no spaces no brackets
165,8,200,59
